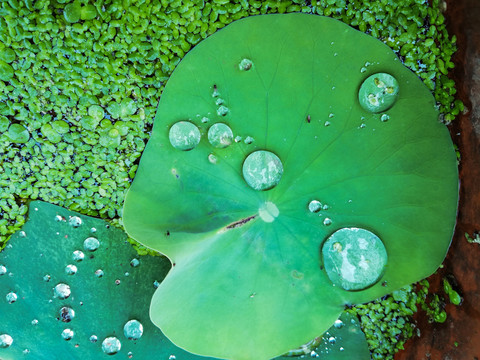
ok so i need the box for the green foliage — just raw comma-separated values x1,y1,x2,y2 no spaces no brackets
123,14,458,360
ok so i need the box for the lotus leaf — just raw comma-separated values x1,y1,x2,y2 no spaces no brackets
123,14,458,360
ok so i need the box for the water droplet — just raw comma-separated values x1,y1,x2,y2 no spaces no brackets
84,237,100,251
359,123,366,128
208,123,233,148
69,216,82,227
239,58,253,71
258,202,279,223
359,73,399,113
215,98,224,106
43,274,51,282
102,337,121,355
95,269,104,278
381,113,390,122
115,279,121,285
201,116,209,123
360,67,367,73
242,150,283,191
168,121,201,151
6,292,17,304
124,320,144,340
169,356,176,360
308,200,322,213
23,349,30,355
91,227,97,233
31,319,39,325
244,136,254,144
89,335,98,343
153,280,160,289
130,258,140,267
322,227,388,291
128,352,133,358
59,306,75,322
54,215,64,222
334,319,344,328
322,204,329,210
54,283,71,299
62,328,74,341
124,272,129,277
208,154,217,164
328,336,336,345
323,218,332,226
72,250,85,262
19,231,26,237
0,265,6,275
65,264,78,275
324,121,330,127
234,135,242,142
0,334,13,348
339,347,344,351
217,105,229,116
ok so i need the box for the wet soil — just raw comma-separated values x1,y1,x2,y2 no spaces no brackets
395,0,480,359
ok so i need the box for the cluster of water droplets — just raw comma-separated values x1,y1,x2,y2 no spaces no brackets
308,199,332,227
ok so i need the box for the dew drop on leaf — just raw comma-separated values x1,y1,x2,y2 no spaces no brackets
6,292,17,304
168,121,201,151
54,283,71,299
358,73,399,113
0,265,6,275
69,216,82,227
124,319,144,340
242,151,283,191
72,250,85,262
130,258,140,267
208,123,233,148
322,227,387,291
62,328,74,341
84,237,100,251
239,58,253,71
59,306,75,322
308,200,322,213
0,334,13,348
95,269,104,278
102,337,121,355
89,335,98,343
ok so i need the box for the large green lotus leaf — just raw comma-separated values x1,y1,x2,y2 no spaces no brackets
123,14,458,360
0,201,207,360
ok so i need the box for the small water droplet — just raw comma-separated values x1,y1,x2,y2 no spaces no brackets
381,114,390,122
54,283,71,299
65,264,78,275
153,280,160,289
84,237,100,251
328,336,336,345
234,135,242,142
69,216,82,227
322,204,329,210
208,123,233,148
324,121,331,127
217,105,229,116
89,335,98,343
102,337,121,355
201,116,209,123
19,230,26,237
130,258,140,267
54,215,64,222
0,265,6,276
31,319,39,325
208,154,217,164
0,334,13,348
6,292,17,304
323,218,332,226
23,349,30,355
244,136,254,144
169,121,201,151
95,269,104,278
340,347,344,351
308,200,322,213
215,98,224,106
43,274,51,282
62,328,74,341
334,319,344,328
115,279,121,285
242,150,283,191
72,250,85,262
128,352,133,358
169,356,176,360
124,272,129,277
360,67,367,73
91,227,97,233
59,306,75,322
359,123,366,128
124,319,144,340
239,58,253,71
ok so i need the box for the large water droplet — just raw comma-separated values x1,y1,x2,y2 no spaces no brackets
84,237,100,251
242,150,283,191
124,320,144,340
358,73,399,113
59,306,75,322
168,121,201,151
65,264,78,275
208,123,233,148
62,328,74,341
0,334,13,348
102,337,121,355
72,250,85,262
0,265,6,276
69,216,82,227
322,227,387,291
308,200,322,213
54,283,71,299
6,292,17,304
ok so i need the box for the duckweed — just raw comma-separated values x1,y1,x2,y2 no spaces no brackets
0,0,462,358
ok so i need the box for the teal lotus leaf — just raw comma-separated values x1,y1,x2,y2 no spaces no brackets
123,14,458,360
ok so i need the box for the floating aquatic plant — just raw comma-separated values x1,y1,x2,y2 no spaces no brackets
123,14,458,360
